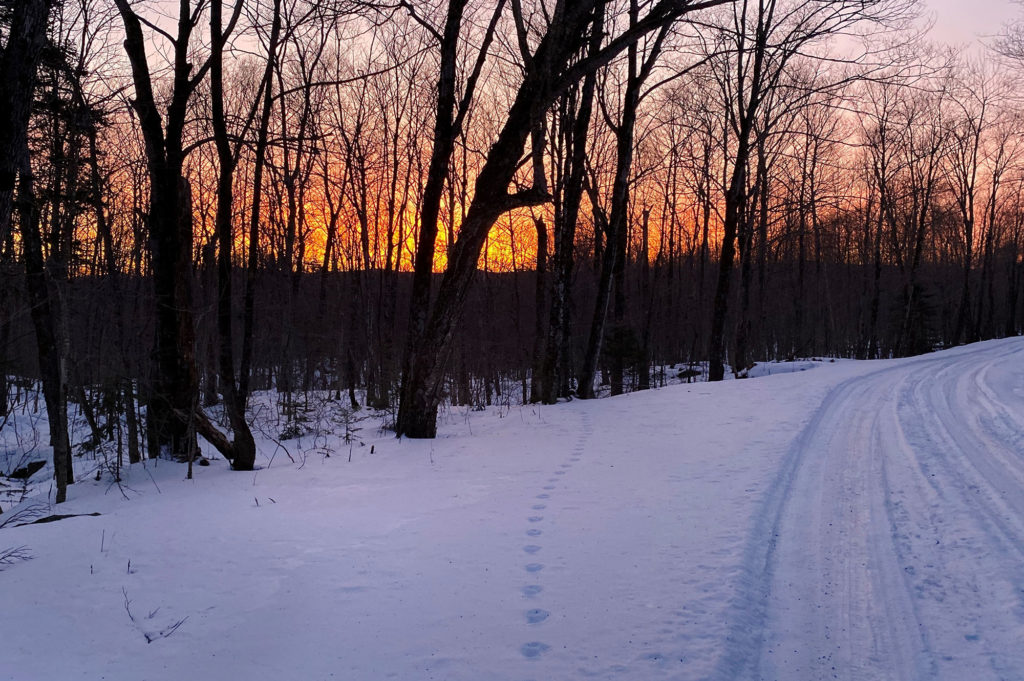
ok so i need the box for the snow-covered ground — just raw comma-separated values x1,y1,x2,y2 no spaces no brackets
1,338,1022,680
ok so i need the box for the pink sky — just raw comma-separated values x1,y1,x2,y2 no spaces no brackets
924,0,1018,46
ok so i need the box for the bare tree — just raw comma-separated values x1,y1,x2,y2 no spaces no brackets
944,61,1007,345
205,0,258,469
113,0,245,460
704,0,915,380
0,0,73,501
535,3,606,404
579,1,671,399
397,0,735,437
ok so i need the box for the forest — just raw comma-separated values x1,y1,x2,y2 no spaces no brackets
2,0,1023,503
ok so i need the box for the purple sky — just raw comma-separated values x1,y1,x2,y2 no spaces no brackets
923,0,1018,47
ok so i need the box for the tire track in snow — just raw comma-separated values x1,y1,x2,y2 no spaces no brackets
755,367,934,681
713,339,1024,681
708,366,908,681
886,343,1024,678
519,407,592,662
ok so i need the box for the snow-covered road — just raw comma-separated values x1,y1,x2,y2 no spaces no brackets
724,339,1024,681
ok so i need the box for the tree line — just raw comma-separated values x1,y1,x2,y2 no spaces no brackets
2,0,1023,503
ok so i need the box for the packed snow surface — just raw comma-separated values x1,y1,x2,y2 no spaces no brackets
2,338,1023,680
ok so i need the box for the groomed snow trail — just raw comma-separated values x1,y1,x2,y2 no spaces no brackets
722,338,1024,681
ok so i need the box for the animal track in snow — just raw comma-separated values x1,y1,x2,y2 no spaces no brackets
515,411,591,666
520,641,550,658
526,609,550,624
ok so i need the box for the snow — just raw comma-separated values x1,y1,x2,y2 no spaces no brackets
2,338,1023,680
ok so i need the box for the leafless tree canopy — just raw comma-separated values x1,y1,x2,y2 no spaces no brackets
3,0,1024,490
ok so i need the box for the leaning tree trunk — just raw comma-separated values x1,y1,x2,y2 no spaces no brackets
396,81,555,435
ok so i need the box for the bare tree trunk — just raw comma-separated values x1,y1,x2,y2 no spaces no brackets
1,0,72,502
538,15,603,404
579,7,667,399
529,217,548,402
609,198,628,396
954,218,974,346
868,209,883,359
708,156,746,381
240,0,283,402
115,0,201,460
397,0,472,435
637,207,652,391
734,183,755,376
20,161,74,502
210,0,256,470
579,203,617,399
0,0,51,241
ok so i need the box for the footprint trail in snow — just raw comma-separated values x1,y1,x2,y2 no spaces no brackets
518,409,592,661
